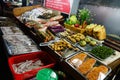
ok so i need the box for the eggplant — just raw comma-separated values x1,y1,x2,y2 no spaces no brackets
51,28,65,33
49,26,63,29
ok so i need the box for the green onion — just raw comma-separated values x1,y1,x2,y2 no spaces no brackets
91,46,114,59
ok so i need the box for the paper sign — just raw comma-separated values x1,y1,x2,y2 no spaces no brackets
45,0,70,14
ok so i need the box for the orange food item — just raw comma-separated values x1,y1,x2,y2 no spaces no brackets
70,53,87,62
78,58,96,74
86,65,108,80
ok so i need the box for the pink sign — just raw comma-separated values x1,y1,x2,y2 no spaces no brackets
45,0,70,14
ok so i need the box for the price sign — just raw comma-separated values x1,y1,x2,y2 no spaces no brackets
45,0,71,14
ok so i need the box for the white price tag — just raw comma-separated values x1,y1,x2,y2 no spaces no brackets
71,58,82,68
98,72,106,80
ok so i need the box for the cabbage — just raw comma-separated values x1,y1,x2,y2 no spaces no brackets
70,15,77,24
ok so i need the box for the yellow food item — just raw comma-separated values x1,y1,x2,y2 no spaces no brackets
85,24,97,36
76,37,80,41
50,39,74,51
93,25,106,40
86,65,108,80
85,24,106,40
67,33,85,43
78,58,96,74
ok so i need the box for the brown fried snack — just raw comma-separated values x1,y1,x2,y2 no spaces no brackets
86,65,108,80
70,53,87,62
78,58,96,75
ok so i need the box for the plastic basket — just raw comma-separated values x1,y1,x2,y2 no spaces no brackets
8,51,55,80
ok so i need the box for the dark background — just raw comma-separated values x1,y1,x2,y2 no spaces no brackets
78,0,120,35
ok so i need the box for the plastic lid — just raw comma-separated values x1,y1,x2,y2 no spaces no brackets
36,68,58,80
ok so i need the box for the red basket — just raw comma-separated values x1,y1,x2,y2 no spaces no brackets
8,51,56,80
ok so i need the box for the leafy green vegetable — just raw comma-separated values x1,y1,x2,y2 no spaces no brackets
69,15,77,23
91,46,114,59
64,15,80,25
77,8,92,25
65,19,75,25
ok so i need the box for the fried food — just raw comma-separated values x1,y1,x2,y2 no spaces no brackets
78,58,96,74
93,25,106,40
85,24,97,36
50,39,75,51
86,65,108,80
67,33,85,43
70,53,87,68
70,53,87,62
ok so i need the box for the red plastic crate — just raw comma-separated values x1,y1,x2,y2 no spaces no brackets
8,51,56,80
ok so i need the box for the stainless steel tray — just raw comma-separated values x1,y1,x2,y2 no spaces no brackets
76,36,103,51
48,38,80,58
66,51,112,80
89,45,115,60
3,35,40,55
0,17,16,26
0,26,24,35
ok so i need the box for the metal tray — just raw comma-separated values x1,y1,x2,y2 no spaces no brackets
3,35,40,55
0,17,8,21
63,33,85,46
0,26,24,35
48,38,80,58
89,45,115,60
57,29,76,38
77,42,101,52
76,36,103,51
0,17,16,26
66,51,111,80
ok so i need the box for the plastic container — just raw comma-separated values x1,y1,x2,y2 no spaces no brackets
36,68,58,80
8,51,56,80
36,68,67,80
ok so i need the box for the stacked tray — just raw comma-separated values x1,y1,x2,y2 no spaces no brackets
66,52,111,80
0,17,16,26
0,26,23,35
3,35,40,55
